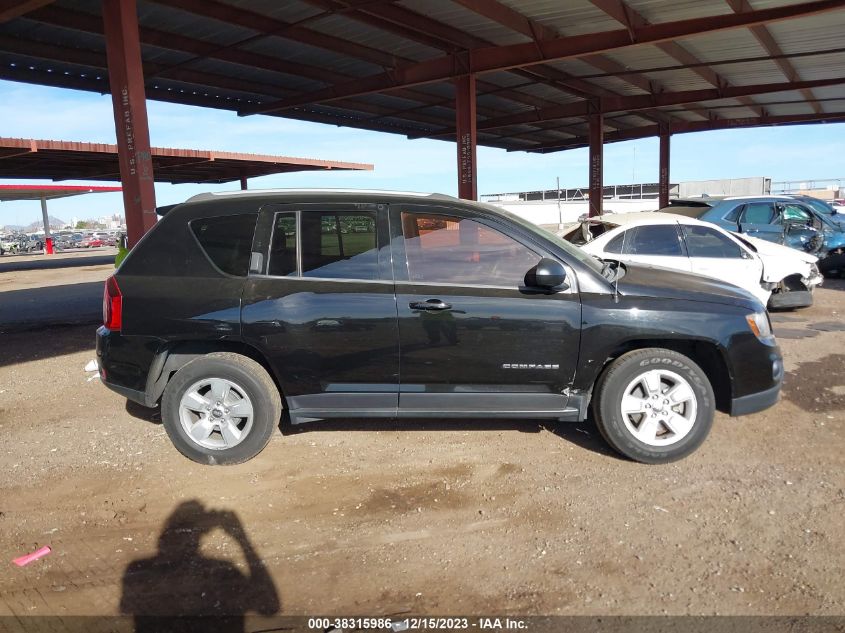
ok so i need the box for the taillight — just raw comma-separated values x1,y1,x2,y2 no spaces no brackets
103,275,122,331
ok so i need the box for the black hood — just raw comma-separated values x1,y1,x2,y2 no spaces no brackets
614,262,762,311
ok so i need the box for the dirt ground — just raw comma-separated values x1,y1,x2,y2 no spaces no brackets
0,269,843,621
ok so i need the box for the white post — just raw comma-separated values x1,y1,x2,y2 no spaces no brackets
557,177,563,229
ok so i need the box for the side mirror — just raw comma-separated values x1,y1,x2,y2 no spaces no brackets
525,257,566,289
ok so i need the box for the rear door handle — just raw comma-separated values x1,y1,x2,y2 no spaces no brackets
409,299,452,311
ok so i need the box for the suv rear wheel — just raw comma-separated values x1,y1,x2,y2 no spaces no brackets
593,348,715,464
161,352,282,465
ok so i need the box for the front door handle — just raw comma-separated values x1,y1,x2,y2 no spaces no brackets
409,299,452,311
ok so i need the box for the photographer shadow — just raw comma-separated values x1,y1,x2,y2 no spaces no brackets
120,500,279,632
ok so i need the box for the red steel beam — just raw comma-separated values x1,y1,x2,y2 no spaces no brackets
658,125,670,209
589,0,766,117
411,76,845,139
242,0,843,116
0,0,53,23
292,0,615,112
725,0,823,115
102,0,156,248
571,46,845,81
319,1,647,131
146,0,489,111
527,111,845,153
301,0,608,101
455,75,478,201
28,4,513,120
451,0,683,121
0,32,467,134
20,3,623,135
589,110,603,218
294,0,670,129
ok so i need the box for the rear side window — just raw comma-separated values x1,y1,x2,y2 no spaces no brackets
741,203,775,224
623,225,683,256
300,212,378,280
191,213,258,277
683,225,743,258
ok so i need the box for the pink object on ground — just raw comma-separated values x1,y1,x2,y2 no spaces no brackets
12,546,52,567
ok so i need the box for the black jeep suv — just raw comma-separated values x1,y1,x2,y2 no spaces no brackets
97,190,783,465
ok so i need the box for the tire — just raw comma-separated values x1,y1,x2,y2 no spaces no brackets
592,348,715,464
161,352,282,465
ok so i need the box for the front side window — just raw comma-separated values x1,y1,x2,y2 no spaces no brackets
191,213,258,277
401,212,539,286
300,212,378,280
741,203,775,224
683,225,743,258
781,204,811,223
623,225,683,257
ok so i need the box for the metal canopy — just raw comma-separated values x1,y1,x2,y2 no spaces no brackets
0,137,373,184
0,0,843,153
0,183,121,202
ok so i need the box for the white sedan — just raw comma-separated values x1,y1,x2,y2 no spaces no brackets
562,212,823,309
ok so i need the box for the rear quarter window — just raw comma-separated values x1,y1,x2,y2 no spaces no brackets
722,205,742,222
604,231,625,253
190,213,258,277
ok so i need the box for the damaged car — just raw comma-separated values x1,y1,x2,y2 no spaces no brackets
562,212,822,309
686,195,845,276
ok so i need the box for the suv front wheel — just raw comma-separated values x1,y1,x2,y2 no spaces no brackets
161,352,282,465
593,348,715,464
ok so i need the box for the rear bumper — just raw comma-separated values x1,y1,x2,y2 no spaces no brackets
96,326,159,407
100,379,155,407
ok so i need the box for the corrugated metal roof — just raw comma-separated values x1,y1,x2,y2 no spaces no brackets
625,0,732,24
305,12,442,61
0,0,840,153
503,0,626,37
400,0,530,46
222,0,319,24
0,136,372,184
676,30,769,69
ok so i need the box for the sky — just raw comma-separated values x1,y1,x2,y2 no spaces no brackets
1,79,844,226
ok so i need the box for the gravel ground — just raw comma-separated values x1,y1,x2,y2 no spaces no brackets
0,275,842,619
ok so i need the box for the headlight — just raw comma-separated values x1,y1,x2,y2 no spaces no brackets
746,312,773,340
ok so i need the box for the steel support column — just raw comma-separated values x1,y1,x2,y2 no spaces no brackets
102,0,156,248
40,196,52,255
659,124,670,209
588,109,603,217
454,74,477,200
240,175,248,190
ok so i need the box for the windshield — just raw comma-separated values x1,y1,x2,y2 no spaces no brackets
478,202,605,274
799,197,835,216
730,232,758,252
